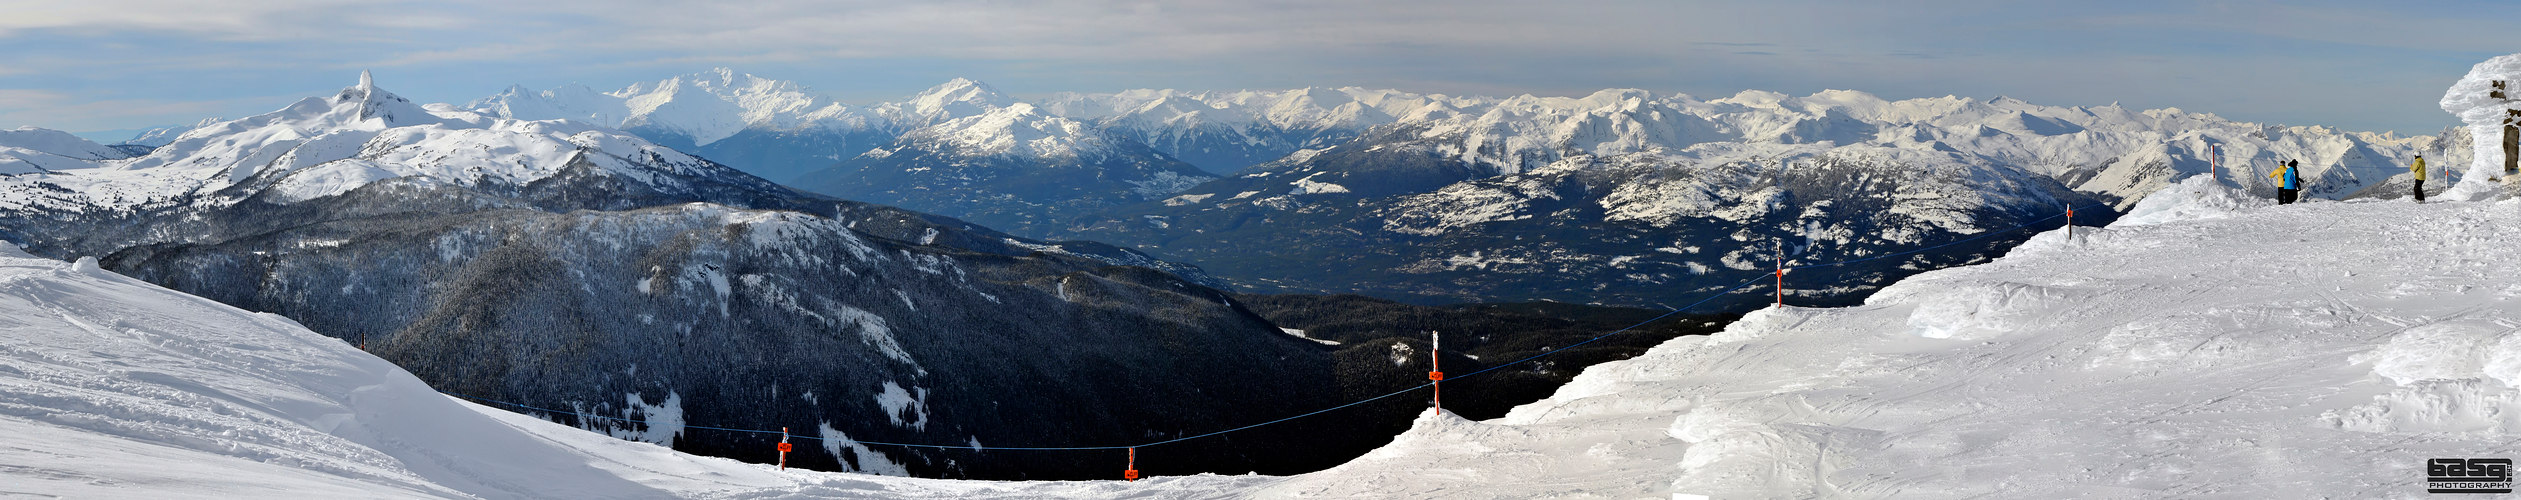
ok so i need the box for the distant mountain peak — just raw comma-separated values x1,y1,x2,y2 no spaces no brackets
308,71,438,128
900,78,1016,121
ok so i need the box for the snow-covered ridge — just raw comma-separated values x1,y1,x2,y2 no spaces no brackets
469,70,1038,149
882,103,1126,161
471,67,884,146
0,126,131,160
0,127,134,175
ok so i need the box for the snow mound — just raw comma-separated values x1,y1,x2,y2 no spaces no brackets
2116,174,2273,226
2359,322,2521,386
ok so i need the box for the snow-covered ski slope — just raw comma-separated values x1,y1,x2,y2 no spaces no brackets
3,178,2513,498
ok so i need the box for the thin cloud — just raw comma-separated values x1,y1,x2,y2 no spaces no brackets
0,0,2513,135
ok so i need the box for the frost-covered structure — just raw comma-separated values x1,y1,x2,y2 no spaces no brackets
2440,52,2521,200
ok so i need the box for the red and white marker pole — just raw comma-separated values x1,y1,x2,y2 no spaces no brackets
1124,447,1140,482
2210,144,2221,184
777,427,792,471
1428,331,1444,411
1773,238,1786,308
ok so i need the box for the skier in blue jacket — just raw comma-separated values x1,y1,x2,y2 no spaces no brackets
2267,159,2303,204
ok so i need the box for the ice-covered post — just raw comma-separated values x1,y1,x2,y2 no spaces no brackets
2439,52,2521,201
777,427,792,470
1124,447,1140,482
1428,331,1444,410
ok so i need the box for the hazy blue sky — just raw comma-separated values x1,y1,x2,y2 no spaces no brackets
3,0,2516,141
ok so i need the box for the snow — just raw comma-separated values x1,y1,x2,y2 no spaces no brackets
873,382,928,431
814,423,910,477
1287,172,1352,195
599,391,685,446
121,118,225,147
0,127,134,175
1164,192,1216,206
2118,174,2273,225
1279,327,1341,346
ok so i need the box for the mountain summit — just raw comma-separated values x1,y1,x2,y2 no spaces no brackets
0,72,782,216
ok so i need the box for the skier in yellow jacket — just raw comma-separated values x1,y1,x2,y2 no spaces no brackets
2267,159,2302,204
2411,155,2428,202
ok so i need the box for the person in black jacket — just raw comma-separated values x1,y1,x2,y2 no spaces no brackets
2267,159,2303,205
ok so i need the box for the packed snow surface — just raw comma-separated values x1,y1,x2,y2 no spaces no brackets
6,175,2511,498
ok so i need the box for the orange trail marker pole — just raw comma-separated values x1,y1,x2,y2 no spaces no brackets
1772,238,1785,307
777,427,792,471
1124,447,1139,482
2065,206,2075,240
1428,331,1444,411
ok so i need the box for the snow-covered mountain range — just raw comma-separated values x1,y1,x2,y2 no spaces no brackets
476,72,1218,234
454,70,2455,308
2,71,788,219
468,71,1021,184
465,69,2447,206
1070,140,2102,309
0,74,1411,479
791,100,1215,235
